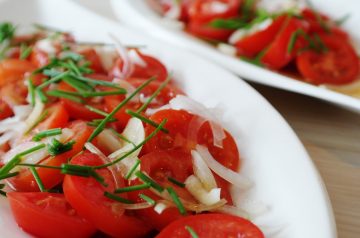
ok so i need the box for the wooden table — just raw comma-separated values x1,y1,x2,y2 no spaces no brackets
74,1,360,237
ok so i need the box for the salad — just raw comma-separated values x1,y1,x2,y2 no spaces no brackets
0,22,263,237
148,0,360,95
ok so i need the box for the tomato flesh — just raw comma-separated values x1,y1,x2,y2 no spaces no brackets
7,192,96,238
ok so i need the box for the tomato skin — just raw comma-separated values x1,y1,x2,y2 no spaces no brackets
79,48,105,74
0,99,13,119
9,121,92,192
0,59,35,87
36,103,70,131
156,213,264,238
63,152,152,238
7,192,96,238
296,34,360,85
187,20,235,41
234,15,287,57
261,16,309,70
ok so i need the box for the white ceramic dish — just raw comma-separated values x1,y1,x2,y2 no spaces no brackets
110,0,360,112
0,0,335,237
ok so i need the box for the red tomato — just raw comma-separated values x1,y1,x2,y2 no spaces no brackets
79,48,105,74
7,192,96,238
9,121,92,191
30,48,49,68
0,80,29,106
156,213,264,238
234,15,287,57
0,59,35,87
58,74,110,121
261,16,309,70
36,103,70,131
0,99,13,120
110,51,168,82
128,149,195,230
63,151,152,238
187,20,235,41
188,0,242,23
296,34,360,85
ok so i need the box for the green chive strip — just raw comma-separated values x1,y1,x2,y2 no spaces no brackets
25,110,48,134
47,139,75,156
0,172,19,181
18,163,62,170
136,75,171,113
167,187,187,215
37,71,71,89
0,144,46,176
135,171,164,193
62,76,94,92
85,105,109,117
93,119,167,169
168,177,185,188
87,76,156,142
109,129,136,147
30,167,46,192
185,226,199,238
50,89,126,98
139,193,155,205
126,110,169,133
114,183,150,193
71,75,123,89
46,90,84,103
32,128,62,142
104,191,134,204
36,88,48,103
124,159,141,180
27,79,36,107
20,44,33,60
61,164,108,187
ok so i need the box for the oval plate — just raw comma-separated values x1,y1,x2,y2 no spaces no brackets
0,0,335,237
110,0,360,112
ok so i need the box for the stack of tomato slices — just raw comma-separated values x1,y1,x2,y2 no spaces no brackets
150,0,359,86
0,23,264,237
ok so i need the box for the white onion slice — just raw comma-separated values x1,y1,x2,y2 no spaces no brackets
229,18,273,44
96,129,123,153
35,38,57,54
196,145,252,189
217,43,237,56
164,0,181,19
154,201,170,214
94,45,118,71
128,49,147,67
185,175,221,206
24,96,45,133
109,34,133,80
145,104,171,116
191,150,217,191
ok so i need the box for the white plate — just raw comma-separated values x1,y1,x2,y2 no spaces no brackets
110,0,360,112
0,0,335,237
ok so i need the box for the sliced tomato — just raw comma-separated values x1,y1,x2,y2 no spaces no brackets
58,74,110,121
0,99,13,120
30,48,50,68
234,15,287,57
260,16,309,70
63,151,152,238
0,59,35,87
8,192,96,238
128,149,195,230
110,51,168,82
9,121,92,191
156,213,264,238
296,34,360,85
188,0,241,23
187,20,235,41
35,103,70,132
79,48,105,74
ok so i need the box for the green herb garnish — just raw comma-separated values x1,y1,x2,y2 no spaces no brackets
32,128,62,142
47,138,75,156
167,187,187,215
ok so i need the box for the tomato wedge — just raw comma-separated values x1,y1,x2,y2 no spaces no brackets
260,16,309,70
296,34,360,85
63,151,152,238
79,48,105,74
35,103,70,131
0,59,35,87
187,20,235,41
9,121,92,191
0,99,13,120
7,192,96,238
156,213,264,238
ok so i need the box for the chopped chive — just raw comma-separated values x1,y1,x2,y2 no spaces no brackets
59,52,84,62
36,88,48,103
109,129,135,146
93,119,167,169
25,110,48,134
139,193,155,205
126,110,169,133
62,60,82,76
185,226,199,238
0,144,46,176
104,191,134,204
87,76,156,142
20,43,32,60
47,139,75,156
63,77,94,92
27,79,36,106
30,167,46,192
53,89,127,98
136,76,171,113
168,177,185,188
85,105,109,117
61,164,108,187
135,171,164,193
287,29,307,53
167,187,187,215
0,171,19,180
38,71,70,89
114,183,150,193
124,159,141,180
46,90,85,103
70,74,123,89
32,128,62,142
18,163,62,170
32,59,59,75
